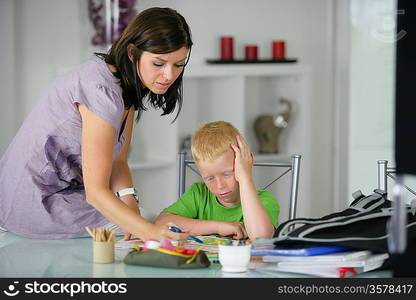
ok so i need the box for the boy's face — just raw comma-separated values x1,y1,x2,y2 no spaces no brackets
197,149,240,207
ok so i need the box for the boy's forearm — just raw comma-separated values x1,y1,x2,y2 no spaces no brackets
239,177,275,239
154,213,220,236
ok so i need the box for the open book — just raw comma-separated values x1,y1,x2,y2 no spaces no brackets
115,235,228,252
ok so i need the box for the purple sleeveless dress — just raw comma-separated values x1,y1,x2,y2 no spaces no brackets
0,57,126,239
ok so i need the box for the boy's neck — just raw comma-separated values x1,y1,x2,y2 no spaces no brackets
215,197,241,208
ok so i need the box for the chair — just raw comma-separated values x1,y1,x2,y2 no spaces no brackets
377,160,416,254
177,152,301,220
377,160,416,197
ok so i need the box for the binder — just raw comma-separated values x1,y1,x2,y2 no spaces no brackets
262,250,371,262
251,245,350,257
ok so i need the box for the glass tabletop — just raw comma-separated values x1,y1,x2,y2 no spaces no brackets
0,231,392,278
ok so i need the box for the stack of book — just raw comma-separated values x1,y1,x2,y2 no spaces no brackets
251,245,389,278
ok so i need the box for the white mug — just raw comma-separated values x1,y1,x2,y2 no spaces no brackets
218,244,252,273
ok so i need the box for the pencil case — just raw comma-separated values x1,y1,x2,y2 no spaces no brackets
123,247,211,269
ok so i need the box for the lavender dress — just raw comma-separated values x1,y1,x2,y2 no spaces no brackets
0,57,126,239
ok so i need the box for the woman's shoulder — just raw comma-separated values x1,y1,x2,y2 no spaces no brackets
54,56,119,93
77,57,123,102
52,56,124,129
77,56,120,90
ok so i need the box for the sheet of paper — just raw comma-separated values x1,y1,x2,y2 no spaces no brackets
183,235,233,252
115,238,143,249
114,235,233,252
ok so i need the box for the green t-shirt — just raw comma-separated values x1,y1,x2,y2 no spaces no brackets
162,182,280,227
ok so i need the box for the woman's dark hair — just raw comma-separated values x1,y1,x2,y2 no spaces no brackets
97,7,193,121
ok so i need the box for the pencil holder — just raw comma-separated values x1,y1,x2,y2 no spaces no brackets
93,240,115,264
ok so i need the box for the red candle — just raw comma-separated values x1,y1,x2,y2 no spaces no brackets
245,45,258,60
272,40,286,60
220,36,234,60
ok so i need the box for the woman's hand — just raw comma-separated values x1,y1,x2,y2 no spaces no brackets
230,135,254,183
142,222,189,244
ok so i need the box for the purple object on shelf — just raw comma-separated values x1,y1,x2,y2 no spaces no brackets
88,0,137,47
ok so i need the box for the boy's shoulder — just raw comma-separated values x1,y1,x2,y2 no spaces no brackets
188,182,210,195
257,190,278,200
190,181,206,188
180,182,215,205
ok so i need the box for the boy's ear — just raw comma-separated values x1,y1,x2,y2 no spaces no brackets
127,43,136,62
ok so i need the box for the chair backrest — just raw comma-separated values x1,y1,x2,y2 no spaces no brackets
376,161,416,254
177,152,301,220
377,160,416,196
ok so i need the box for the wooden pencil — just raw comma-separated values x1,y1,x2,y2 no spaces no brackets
108,230,116,242
85,227,94,238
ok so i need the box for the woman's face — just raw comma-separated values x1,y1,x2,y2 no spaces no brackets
137,47,189,94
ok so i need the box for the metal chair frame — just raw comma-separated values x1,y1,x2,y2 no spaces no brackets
377,160,416,196
377,160,416,254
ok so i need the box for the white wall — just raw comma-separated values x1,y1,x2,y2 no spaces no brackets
136,0,336,217
1,0,336,218
347,0,396,200
0,0,16,155
13,0,96,125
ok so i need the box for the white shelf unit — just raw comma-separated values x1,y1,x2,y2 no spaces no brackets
128,108,179,216
129,63,312,222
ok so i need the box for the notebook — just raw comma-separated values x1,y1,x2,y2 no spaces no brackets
265,253,389,277
251,245,351,257
262,250,371,262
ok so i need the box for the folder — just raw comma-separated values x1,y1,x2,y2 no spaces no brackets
251,245,350,257
262,250,371,262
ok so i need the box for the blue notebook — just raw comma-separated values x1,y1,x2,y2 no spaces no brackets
251,245,351,256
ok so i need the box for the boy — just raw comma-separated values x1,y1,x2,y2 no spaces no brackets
155,121,279,240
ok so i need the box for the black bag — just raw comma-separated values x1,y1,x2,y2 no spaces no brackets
270,189,416,253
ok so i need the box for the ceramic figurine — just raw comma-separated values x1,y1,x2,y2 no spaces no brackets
254,98,292,153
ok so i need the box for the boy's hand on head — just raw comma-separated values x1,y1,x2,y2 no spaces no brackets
216,221,247,239
231,135,254,183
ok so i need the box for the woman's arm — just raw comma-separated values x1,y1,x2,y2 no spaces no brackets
110,107,135,194
232,135,275,239
78,104,185,241
109,107,140,239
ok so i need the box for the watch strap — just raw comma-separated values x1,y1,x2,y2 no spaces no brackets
116,187,139,203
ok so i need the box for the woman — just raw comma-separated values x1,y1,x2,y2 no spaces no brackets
0,7,192,240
